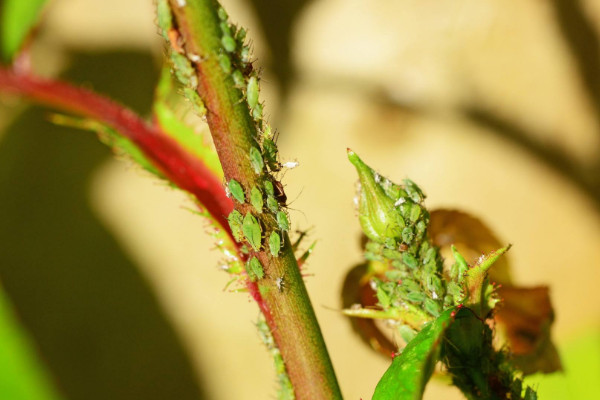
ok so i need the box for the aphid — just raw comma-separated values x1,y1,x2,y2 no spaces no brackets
219,22,232,37
167,29,184,53
422,247,437,265
275,275,285,292
262,125,273,140
402,252,418,269
188,53,202,63
382,248,402,260
227,210,244,242
262,138,280,172
409,203,421,223
232,70,244,87
235,27,246,43
276,211,289,231
376,286,391,308
218,53,231,74
406,291,425,304
273,180,287,205
426,275,443,297
246,76,259,110
222,35,236,53
228,179,245,203
264,180,275,196
269,231,281,257
403,179,424,203
242,213,262,251
282,161,299,169
252,103,263,120
217,7,228,21
249,146,264,174
401,279,420,292
266,196,279,213
401,226,414,244
250,186,263,213
240,46,251,65
246,256,264,281
423,298,441,317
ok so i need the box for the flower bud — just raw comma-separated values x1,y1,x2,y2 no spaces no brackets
348,149,405,245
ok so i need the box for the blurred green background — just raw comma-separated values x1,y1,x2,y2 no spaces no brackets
0,0,599,399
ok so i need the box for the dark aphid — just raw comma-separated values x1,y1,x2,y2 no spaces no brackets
273,179,287,205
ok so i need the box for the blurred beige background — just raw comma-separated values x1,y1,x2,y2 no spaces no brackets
2,0,600,398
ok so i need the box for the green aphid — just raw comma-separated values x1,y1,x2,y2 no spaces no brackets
401,226,414,244
227,210,244,242
242,213,262,251
402,252,418,269
252,103,263,120
443,294,455,308
217,7,228,21
426,274,443,296
415,220,427,236
266,195,279,213
424,298,441,317
406,291,425,304
262,138,280,171
276,211,290,232
218,53,231,74
384,238,397,249
249,146,264,174
422,247,437,265
401,279,420,293
409,203,421,223
228,179,245,203
246,256,264,281
382,181,400,201
235,27,246,43
220,22,232,37
250,186,263,213
232,70,244,87
247,76,259,109
171,53,195,87
365,252,382,262
403,179,425,203
182,88,206,116
269,231,281,257
222,35,236,53
385,269,403,281
264,180,275,196
240,46,251,64
376,286,391,309
382,248,402,260
365,241,383,254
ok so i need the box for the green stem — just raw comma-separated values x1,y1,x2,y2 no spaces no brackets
164,1,342,398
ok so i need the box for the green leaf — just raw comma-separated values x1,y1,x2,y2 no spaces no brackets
153,67,223,179
0,283,62,400
372,307,457,400
1,0,48,61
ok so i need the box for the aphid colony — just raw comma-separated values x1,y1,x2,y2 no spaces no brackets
215,7,294,282
348,151,448,321
159,1,292,284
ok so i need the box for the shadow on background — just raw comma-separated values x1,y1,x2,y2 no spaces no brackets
0,51,208,399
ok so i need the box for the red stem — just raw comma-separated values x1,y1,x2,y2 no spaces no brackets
0,66,234,234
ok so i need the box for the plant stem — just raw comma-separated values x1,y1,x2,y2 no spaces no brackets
165,1,342,398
